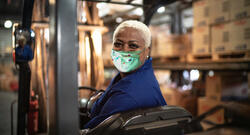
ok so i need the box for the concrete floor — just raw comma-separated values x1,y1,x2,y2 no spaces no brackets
0,91,18,135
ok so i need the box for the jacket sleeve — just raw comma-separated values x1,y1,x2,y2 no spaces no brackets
84,91,138,129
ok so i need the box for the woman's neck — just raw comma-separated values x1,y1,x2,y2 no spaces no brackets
120,73,127,78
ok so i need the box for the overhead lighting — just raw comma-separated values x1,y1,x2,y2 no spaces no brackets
190,69,200,81
157,6,165,14
97,3,110,17
208,70,214,77
4,20,12,28
30,30,35,38
116,17,123,23
134,8,143,16
182,70,189,79
97,3,107,9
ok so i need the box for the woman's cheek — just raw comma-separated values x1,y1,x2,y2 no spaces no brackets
139,52,146,63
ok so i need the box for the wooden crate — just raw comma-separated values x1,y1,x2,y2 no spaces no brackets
212,51,250,62
187,53,212,63
153,55,186,63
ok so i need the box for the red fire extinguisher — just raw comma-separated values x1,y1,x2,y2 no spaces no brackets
28,90,39,135
12,50,16,63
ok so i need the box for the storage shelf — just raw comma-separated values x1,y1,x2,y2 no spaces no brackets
104,61,250,70
152,61,250,71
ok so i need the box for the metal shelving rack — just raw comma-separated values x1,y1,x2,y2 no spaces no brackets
152,61,250,71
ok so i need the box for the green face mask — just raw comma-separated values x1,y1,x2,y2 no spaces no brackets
111,49,143,73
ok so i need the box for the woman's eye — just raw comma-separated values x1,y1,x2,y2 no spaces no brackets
114,42,122,48
129,44,139,49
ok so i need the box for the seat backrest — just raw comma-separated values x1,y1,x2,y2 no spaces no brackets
82,105,201,135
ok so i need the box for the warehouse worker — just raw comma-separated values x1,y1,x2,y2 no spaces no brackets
15,35,33,63
15,35,34,135
84,20,167,129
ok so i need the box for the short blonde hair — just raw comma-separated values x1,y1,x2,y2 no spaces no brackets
113,20,151,47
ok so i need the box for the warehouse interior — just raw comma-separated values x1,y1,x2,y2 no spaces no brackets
0,0,250,135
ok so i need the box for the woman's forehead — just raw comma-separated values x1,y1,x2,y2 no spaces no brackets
114,27,144,42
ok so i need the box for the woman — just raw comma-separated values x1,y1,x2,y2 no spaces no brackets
84,20,166,129
15,35,33,62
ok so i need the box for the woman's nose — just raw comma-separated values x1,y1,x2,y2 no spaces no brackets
122,44,130,52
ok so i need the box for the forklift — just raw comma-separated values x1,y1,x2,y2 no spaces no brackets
15,0,250,135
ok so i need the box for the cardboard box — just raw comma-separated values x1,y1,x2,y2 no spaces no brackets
161,87,179,105
210,0,231,24
206,74,249,101
157,34,187,56
192,26,211,54
230,0,250,20
198,97,224,124
211,23,232,53
193,0,212,27
161,86,197,116
151,34,158,57
150,25,171,57
230,18,250,51
180,34,192,54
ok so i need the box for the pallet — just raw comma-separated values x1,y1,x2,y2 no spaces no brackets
187,53,212,63
212,51,250,62
153,55,186,63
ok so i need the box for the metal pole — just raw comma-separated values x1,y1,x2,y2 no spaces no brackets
48,0,79,134
81,0,145,7
17,63,31,135
11,100,17,135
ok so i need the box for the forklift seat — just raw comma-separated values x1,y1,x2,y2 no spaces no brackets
80,105,202,135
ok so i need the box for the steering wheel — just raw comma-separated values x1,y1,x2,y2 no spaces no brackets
78,86,104,127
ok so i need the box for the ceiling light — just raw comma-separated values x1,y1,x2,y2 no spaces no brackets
4,20,12,28
30,30,35,38
116,17,123,23
190,69,200,81
183,70,189,79
208,70,214,77
96,3,107,9
157,6,165,13
134,8,143,16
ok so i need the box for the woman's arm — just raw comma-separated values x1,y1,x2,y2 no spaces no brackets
84,91,138,129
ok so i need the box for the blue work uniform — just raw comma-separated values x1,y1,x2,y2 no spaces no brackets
84,58,167,129
15,45,33,62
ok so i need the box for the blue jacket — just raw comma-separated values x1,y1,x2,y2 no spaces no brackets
15,45,33,62
84,58,166,129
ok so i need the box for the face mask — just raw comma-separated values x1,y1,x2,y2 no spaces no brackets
111,49,143,73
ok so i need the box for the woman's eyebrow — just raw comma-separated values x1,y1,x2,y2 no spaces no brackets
116,39,124,43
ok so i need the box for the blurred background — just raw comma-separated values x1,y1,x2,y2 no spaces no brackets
0,0,250,134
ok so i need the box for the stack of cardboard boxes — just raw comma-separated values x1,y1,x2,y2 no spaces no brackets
160,86,198,116
0,65,18,91
156,34,191,57
193,0,250,54
193,0,212,54
198,73,249,124
150,26,192,58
